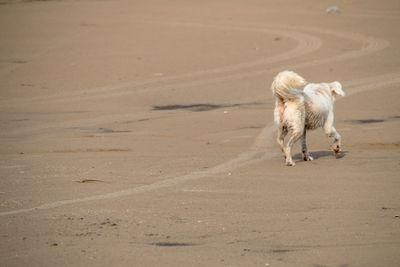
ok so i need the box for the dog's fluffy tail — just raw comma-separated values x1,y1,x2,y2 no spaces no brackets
271,70,307,100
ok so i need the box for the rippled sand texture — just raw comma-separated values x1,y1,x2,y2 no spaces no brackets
1,0,399,266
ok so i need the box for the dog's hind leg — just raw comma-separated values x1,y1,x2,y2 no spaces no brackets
301,130,314,161
277,126,288,159
284,129,303,166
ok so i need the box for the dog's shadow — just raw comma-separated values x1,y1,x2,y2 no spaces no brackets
293,150,348,161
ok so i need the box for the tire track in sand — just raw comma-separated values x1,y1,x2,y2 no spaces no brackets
2,21,389,137
1,72,400,217
20,22,321,103
0,21,396,216
47,22,389,101
0,22,323,137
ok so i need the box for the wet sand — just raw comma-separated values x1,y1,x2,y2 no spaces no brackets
0,0,399,266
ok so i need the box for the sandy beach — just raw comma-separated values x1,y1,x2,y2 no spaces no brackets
0,0,399,266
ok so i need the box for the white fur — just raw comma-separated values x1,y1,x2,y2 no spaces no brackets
271,70,345,166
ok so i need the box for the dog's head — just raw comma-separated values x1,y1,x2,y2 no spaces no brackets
329,81,345,101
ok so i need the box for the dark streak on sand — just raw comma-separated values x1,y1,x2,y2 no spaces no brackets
17,111,88,115
97,128,131,134
149,242,196,247
238,125,264,130
120,118,151,124
243,248,296,254
52,148,131,153
152,102,265,112
346,119,385,124
153,104,230,112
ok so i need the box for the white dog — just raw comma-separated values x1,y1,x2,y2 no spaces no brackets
271,70,345,166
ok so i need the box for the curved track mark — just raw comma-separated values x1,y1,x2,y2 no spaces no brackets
60,23,390,101
1,73,400,217
21,22,321,103
0,123,276,217
0,20,396,216
0,21,393,141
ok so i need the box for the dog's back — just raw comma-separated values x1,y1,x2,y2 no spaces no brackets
303,82,344,130
303,83,333,130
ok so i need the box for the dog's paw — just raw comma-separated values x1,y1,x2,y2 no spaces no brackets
332,144,340,155
286,160,295,166
303,155,314,161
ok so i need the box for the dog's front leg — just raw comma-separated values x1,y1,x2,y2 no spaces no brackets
301,130,314,161
324,125,341,155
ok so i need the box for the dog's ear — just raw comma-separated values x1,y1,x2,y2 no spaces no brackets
330,81,345,96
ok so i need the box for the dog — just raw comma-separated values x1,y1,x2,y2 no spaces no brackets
271,70,345,166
